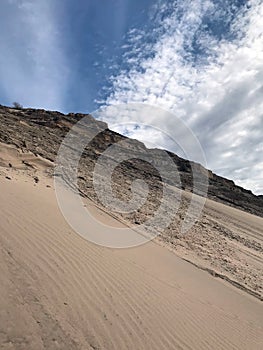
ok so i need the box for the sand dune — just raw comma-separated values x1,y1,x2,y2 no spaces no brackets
0,144,262,349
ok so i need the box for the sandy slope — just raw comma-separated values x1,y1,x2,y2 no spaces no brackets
0,144,263,349
157,189,263,300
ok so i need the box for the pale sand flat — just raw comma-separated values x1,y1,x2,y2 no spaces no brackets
0,142,262,349
0,177,262,349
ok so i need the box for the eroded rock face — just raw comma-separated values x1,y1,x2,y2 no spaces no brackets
1,104,263,299
0,104,262,218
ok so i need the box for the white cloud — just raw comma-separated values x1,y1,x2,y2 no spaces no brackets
104,0,263,194
0,0,68,110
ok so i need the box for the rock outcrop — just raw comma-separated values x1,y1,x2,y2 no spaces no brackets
0,104,262,217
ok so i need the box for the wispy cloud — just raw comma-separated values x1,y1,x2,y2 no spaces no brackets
0,0,68,110
104,0,263,194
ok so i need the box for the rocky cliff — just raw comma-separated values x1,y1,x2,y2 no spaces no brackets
0,104,262,218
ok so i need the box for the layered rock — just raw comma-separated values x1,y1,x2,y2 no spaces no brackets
0,104,262,218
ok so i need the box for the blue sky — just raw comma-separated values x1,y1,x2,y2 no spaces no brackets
0,0,263,194
0,0,154,112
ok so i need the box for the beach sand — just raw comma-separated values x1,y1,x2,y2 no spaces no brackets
0,143,262,349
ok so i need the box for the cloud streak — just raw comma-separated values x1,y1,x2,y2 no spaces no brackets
104,0,263,194
0,0,68,110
